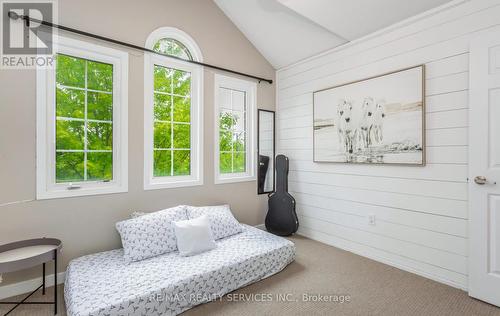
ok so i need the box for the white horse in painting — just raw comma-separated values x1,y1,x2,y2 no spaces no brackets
370,99,386,144
336,98,355,154
335,97,386,157
359,97,375,148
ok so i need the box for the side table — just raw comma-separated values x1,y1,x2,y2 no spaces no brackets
0,238,62,315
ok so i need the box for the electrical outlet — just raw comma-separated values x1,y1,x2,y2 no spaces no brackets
368,214,376,226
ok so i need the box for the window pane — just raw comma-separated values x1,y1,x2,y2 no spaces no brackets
154,122,171,149
173,150,190,176
87,92,112,121
56,54,85,88
219,131,232,152
154,150,171,177
56,120,85,150
153,38,193,60
232,110,245,132
151,55,194,179
232,90,245,112
87,152,113,181
173,96,190,122
173,124,190,148
56,87,84,119
173,70,191,96
154,93,171,121
54,53,118,186
56,152,84,182
234,152,246,172
219,110,236,131
233,132,245,151
219,88,231,109
154,65,172,93
219,152,232,174
87,122,113,150
217,83,252,179
87,61,113,92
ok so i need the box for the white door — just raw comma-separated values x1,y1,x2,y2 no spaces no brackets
469,26,500,306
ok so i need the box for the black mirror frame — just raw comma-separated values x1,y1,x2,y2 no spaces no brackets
257,109,276,195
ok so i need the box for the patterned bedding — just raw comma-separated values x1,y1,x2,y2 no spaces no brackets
64,225,296,316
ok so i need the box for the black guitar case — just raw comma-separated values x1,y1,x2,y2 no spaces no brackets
265,155,299,236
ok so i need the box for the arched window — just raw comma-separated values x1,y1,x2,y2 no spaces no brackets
144,27,203,190
145,27,203,62
152,38,193,60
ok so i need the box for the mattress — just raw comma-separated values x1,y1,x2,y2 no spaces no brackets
64,225,296,316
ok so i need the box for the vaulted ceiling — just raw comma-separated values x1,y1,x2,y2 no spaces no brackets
214,0,453,69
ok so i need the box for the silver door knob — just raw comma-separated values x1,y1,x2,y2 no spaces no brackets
474,176,487,185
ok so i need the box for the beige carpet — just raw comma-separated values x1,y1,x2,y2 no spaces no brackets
2,235,500,316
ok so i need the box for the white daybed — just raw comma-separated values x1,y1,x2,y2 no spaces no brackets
64,225,295,316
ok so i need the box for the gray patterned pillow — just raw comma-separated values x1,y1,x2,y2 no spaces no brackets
130,211,147,218
116,205,187,263
186,205,242,240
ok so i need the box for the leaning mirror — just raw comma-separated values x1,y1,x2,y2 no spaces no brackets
257,109,275,194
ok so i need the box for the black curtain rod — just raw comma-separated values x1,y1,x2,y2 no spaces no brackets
8,12,273,84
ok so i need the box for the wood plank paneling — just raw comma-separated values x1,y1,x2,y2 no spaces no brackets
298,216,467,274
275,0,500,290
298,227,468,289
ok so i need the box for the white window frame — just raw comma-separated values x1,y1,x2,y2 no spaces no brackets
36,35,128,199
144,27,203,190
214,74,257,184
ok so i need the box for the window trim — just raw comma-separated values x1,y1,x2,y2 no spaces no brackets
36,35,128,199
143,28,204,190
214,74,257,184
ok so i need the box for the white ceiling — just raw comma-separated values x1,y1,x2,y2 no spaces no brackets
214,0,346,69
278,0,452,40
214,0,453,69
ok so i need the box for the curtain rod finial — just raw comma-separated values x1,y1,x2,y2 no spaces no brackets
7,11,19,20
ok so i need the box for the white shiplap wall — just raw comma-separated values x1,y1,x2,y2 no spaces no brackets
276,0,500,290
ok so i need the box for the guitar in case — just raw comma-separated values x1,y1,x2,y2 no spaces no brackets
265,155,299,236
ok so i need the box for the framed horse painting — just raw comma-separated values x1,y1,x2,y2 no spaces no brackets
313,65,425,165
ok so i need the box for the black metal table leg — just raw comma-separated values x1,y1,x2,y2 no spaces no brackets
54,249,57,315
42,262,46,295
2,285,43,316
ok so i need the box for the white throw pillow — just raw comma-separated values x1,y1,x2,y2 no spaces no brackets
173,215,216,256
116,205,187,263
187,205,242,240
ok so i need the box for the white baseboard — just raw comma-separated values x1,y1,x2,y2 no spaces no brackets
254,223,266,230
0,271,66,300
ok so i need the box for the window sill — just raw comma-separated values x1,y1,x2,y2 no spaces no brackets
37,184,128,200
144,178,203,190
214,175,256,185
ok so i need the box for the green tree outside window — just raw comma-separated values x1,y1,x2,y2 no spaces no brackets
151,38,194,178
55,54,113,183
153,38,193,61
152,64,192,177
219,88,246,174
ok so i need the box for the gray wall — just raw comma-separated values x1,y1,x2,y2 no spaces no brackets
0,0,275,286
